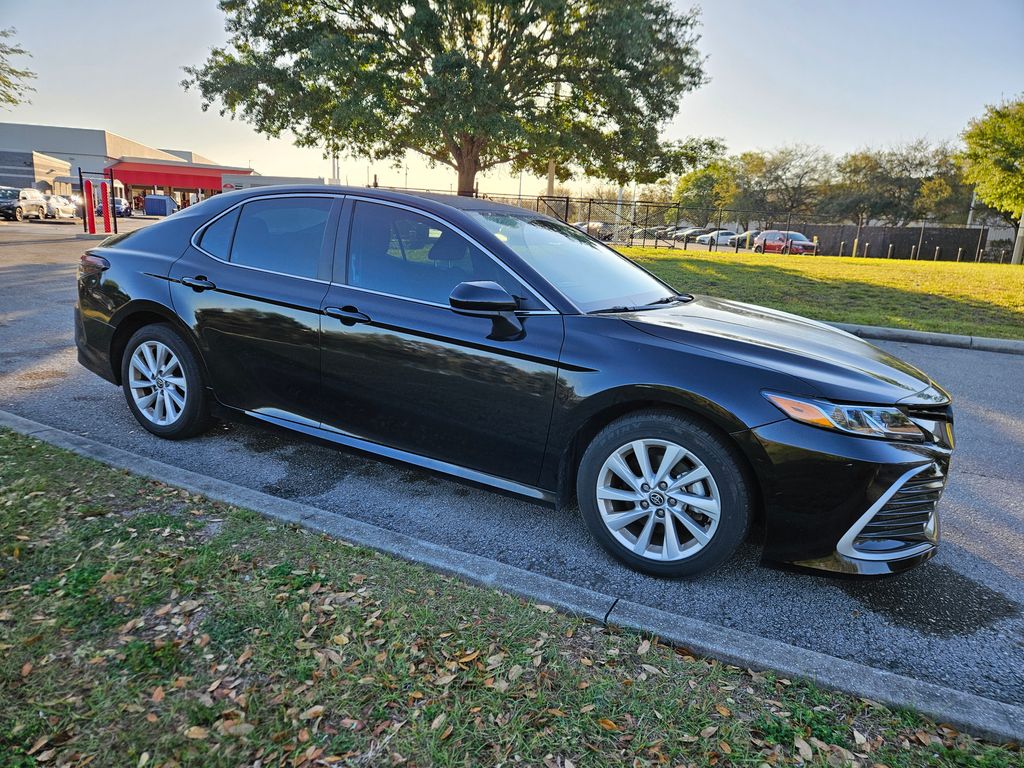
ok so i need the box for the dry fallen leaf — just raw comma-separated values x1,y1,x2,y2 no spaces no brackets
597,718,618,731
300,705,325,720
720,741,732,754
431,713,447,731
151,686,165,703
637,639,651,655
716,705,731,718
185,726,209,740
794,735,812,760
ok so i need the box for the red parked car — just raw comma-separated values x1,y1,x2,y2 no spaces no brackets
753,230,817,254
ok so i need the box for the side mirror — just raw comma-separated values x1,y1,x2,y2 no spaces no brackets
449,281,523,340
449,281,518,314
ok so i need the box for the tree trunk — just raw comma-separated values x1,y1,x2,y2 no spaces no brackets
456,158,478,197
1013,212,1024,265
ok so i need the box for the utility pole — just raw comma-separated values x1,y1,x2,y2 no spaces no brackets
545,58,561,197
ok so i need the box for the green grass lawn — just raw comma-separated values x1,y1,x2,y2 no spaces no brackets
621,248,1024,340
1,429,1021,767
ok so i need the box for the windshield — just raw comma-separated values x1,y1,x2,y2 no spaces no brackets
468,212,676,312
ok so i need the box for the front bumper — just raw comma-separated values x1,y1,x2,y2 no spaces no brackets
736,410,953,575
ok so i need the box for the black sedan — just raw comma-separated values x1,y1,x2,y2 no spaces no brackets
75,187,954,577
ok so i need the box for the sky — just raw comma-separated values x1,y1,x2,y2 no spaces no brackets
2,0,1022,194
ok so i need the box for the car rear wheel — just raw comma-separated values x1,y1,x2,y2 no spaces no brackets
121,324,212,439
577,410,752,578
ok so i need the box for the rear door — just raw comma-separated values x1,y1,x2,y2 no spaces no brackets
318,198,564,487
169,193,340,426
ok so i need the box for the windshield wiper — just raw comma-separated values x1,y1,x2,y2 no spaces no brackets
588,305,639,314
644,294,692,306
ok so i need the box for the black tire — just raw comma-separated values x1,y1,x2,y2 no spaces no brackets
753,244,763,253
781,246,791,255
120,324,213,439
576,409,752,578
13,207,23,222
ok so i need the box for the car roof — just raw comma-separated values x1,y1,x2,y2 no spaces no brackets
214,184,543,219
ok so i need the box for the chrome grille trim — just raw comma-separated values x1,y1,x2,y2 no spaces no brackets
836,463,942,562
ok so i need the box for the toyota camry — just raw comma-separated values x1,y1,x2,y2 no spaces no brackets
75,186,954,577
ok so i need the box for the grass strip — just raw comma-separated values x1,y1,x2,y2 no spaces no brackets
1,429,1020,767
623,248,1024,340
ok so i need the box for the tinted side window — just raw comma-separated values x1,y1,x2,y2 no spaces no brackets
346,202,536,307
231,197,332,279
199,208,239,260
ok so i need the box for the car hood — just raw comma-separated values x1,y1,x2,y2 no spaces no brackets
623,295,948,405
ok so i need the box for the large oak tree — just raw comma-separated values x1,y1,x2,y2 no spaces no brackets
185,0,707,195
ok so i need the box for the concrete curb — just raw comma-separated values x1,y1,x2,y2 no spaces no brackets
1,408,1022,744
831,322,1024,356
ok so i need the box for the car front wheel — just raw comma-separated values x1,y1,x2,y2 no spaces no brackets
577,410,752,578
121,324,212,439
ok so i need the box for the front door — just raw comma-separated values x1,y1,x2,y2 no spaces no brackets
169,194,339,426
319,199,564,487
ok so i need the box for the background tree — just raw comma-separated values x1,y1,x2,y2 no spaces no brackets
672,159,736,225
959,97,1024,264
0,28,35,108
818,141,971,226
729,145,831,216
186,0,708,195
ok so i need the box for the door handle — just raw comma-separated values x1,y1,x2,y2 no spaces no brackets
324,306,371,325
181,276,216,291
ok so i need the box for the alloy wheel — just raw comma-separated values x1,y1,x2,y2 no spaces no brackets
596,439,721,562
128,341,188,426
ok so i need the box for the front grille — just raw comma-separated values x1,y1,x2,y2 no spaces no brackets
839,463,945,561
853,464,943,556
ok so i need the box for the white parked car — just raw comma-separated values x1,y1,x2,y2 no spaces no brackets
695,229,737,246
45,195,77,219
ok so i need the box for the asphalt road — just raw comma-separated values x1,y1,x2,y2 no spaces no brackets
2,219,1022,706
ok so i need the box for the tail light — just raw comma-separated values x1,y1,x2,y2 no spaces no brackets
79,253,110,274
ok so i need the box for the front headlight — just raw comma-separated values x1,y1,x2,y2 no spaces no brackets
764,392,925,441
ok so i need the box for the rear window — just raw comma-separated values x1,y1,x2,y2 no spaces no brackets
199,208,240,260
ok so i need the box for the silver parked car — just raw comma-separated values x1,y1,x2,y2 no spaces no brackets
45,195,77,219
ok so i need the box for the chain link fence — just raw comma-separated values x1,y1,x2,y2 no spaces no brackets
375,187,1015,264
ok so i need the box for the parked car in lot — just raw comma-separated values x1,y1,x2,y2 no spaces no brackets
76,186,953,578
571,221,614,240
45,194,77,219
0,186,47,221
672,226,712,241
727,230,761,248
753,230,817,254
95,197,133,217
695,229,737,246
630,226,670,241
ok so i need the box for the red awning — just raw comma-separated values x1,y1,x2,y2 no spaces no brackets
111,160,252,191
